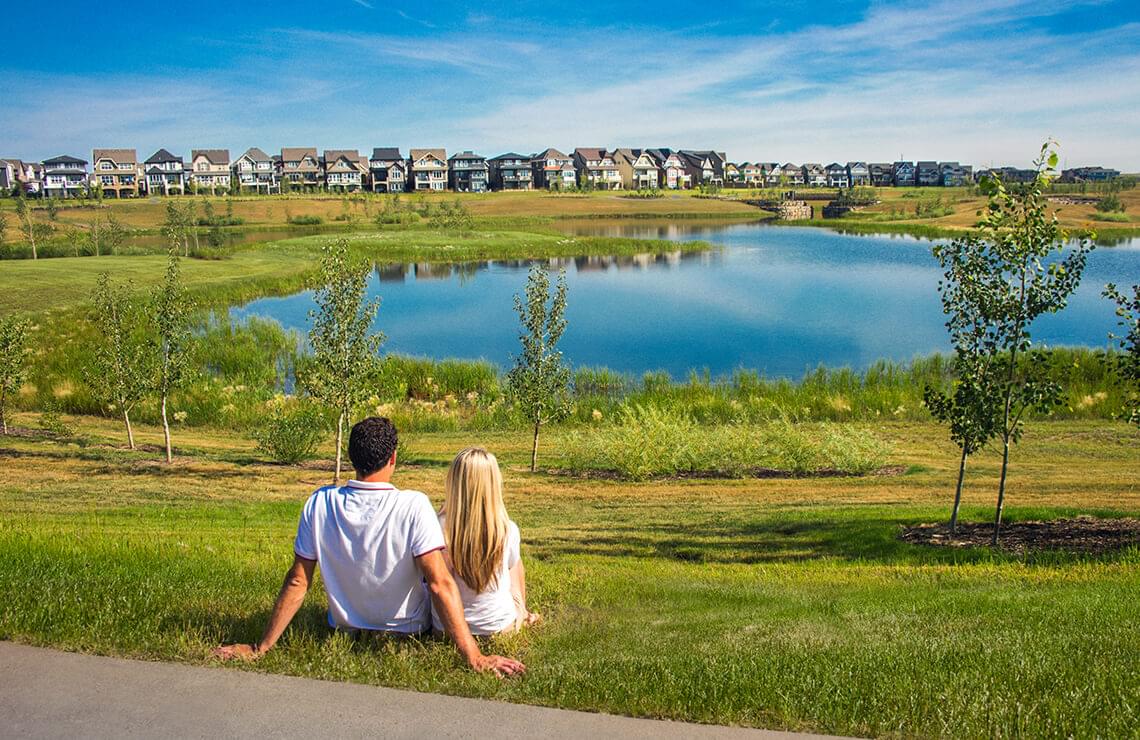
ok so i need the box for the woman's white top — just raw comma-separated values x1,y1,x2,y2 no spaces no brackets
432,515,520,636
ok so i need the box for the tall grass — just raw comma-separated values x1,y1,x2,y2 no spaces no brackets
558,405,891,480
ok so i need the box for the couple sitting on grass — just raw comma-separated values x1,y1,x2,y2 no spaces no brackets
215,417,537,677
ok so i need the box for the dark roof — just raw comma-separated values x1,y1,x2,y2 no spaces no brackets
145,166,181,175
145,148,181,164
371,147,403,160
448,150,485,161
489,152,529,161
43,155,87,165
238,147,272,163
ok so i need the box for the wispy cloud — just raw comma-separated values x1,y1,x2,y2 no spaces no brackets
351,0,373,8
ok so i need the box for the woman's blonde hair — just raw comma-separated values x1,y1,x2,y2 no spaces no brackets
442,447,509,594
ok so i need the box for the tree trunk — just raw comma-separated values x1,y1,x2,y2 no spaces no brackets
124,409,135,450
334,410,345,485
1,388,7,434
950,447,968,533
161,391,172,464
530,418,541,473
993,436,1011,546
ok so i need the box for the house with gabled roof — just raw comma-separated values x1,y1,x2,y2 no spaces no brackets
802,163,827,187
448,151,489,192
846,162,870,187
189,149,231,194
893,161,916,187
489,153,534,190
916,160,941,187
532,148,576,190
279,147,322,190
1061,166,1120,183
939,162,973,187
323,150,368,192
232,148,277,194
1,158,43,196
614,148,660,190
868,163,894,186
679,150,725,187
725,162,741,184
42,155,88,198
369,148,406,193
646,149,690,190
91,149,140,198
825,163,849,189
573,148,622,190
409,149,448,191
142,149,184,195
778,163,804,186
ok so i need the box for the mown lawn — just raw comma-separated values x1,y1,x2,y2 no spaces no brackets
1,413,1136,737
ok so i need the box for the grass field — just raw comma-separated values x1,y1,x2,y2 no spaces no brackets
0,412,1136,736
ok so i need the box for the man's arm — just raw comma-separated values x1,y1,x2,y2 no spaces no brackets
416,549,525,678
213,554,316,660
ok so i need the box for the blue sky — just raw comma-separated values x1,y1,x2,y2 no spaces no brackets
3,0,1139,168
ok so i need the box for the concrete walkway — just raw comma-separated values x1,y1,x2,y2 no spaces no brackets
0,642,840,739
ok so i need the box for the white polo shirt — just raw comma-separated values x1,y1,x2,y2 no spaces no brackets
293,480,445,633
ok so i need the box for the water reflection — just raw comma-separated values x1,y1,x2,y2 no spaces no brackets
372,248,718,284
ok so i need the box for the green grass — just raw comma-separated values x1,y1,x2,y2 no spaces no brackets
0,416,1136,736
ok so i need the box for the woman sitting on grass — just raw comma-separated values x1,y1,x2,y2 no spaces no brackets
433,447,541,636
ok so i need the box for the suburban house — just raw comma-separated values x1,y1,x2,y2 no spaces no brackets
739,162,763,185
916,161,941,187
448,151,489,192
939,162,973,187
780,163,805,186
869,163,894,186
615,148,660,190
279,148,322,190
91,149,140,198
189,149,231,193
488,153,534,190
1061,166,1120,182
0,158,43,196
759,163,782,186
322,150,368,192
725,162,741,184
646,149,691,190
977,167,1036,184
846,162,870,186
231,148,277,194
409,149,448,191
802,163,827,187
41,155,88,198
573,148,622,190
679,150,725,186
825,163,850,189
368,148,406,193
531,148,576,190
893,161,916,187
142,149,185,195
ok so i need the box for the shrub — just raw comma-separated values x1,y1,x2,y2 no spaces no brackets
253,401,326,464
288,215,323,225
38,401,75,438
1095,193,1125,213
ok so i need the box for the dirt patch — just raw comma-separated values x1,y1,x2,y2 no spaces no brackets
544,465,906,482
901,516,1140,555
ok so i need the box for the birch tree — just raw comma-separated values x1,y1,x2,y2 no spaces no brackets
507,265,570,472
1104,283,1140,427
153,254,194,463
300,239,384,483
87,274,152,449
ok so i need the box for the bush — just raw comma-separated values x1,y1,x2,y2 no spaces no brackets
38,401,75,438
1092,212,1131,223
252,401,326,463
288,215,323,226
1096,194,1125,213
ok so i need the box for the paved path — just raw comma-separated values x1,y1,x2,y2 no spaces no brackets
0,642,841,739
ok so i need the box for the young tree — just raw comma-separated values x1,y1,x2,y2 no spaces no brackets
153,254,195,463
14,195,38,260
87,274,153,449
958,142,1092,544
44,197,59,222
0,210,8,249
507,265,570,472
0,316,32,434
300,239,384,483
1103,283,1139,427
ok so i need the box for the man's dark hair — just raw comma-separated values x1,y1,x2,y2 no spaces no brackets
348,417,398,477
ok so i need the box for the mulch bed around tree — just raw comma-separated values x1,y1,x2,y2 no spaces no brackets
901,516,1140,555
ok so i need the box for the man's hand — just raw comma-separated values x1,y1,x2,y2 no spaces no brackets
470,654,526,678
211,643,261,661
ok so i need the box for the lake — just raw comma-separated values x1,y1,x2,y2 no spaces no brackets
231,222,1140,379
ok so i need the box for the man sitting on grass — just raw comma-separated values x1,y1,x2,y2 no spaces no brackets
214,416,525,678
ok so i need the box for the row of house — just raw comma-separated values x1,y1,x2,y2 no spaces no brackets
0,147,1122,197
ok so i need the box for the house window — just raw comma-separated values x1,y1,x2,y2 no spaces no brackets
101,175,114,185
101,162,113,170
118,163,133,170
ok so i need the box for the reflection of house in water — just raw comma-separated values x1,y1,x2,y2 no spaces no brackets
415,263,454,280
574,255,613,273
375,263,408,283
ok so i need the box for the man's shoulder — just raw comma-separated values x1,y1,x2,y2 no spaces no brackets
391,487,433,511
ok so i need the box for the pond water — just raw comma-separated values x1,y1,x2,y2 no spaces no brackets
230,222,1140,378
